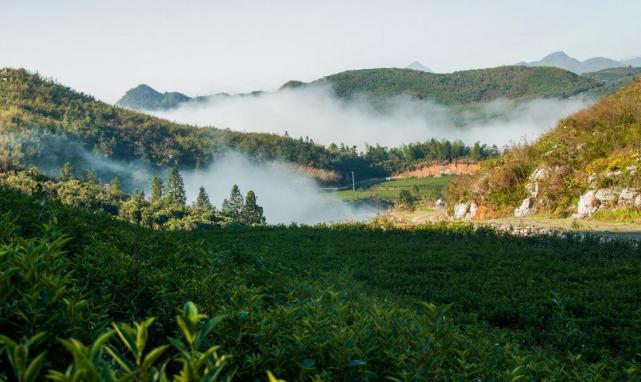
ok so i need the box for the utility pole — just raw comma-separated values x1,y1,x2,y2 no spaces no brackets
352,171,355,191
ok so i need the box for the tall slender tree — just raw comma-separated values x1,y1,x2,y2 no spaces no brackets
164,166,186,207
222,184,244,220
150,176,163,204
194,186,212,211
241,190,265,225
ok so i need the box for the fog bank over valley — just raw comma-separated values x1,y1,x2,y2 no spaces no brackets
153,86,593,149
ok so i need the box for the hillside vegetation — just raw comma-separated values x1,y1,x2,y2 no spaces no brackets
0,68,493,186
2,188,641,380
446,76,641,217
303,66,601,104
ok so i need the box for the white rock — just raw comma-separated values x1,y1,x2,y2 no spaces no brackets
587,174,598,188
635,195,641,209
469,202,478,219
575,190,600,219
514,197,536,217
618,188,638,206
435,198,446,208
595,188,619,204
453,202,470,220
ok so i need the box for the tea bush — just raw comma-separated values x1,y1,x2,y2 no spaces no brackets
1,188,641,380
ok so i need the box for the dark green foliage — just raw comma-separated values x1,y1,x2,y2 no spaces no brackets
397,189,417,211
1,189,641,380
240,190,265,225
164,166,186,207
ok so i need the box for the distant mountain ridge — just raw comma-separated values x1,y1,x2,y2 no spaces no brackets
520,51,641,74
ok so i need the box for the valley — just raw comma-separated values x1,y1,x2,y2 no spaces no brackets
2,3,641,380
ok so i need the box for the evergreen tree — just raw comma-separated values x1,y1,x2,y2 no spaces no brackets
194,186,212,211
119,189,146,224
106,177,124,202
222,184,244,220
83,168,98,184
60,162,75,181
164,166,186,207
241,190,265,225
150,176,163,204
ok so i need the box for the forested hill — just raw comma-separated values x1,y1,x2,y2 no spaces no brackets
0,68,494,186
295,66,601,104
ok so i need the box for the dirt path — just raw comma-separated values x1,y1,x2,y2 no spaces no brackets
385,207,641,241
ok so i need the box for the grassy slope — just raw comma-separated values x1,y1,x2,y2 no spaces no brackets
336,176,452,202
447,76,641,215
310,66,601,104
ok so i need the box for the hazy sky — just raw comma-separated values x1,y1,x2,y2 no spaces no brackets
2,0,640,103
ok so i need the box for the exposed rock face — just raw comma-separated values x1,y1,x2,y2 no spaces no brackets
453,201,478,221
513,166,548,217
514,197,535,217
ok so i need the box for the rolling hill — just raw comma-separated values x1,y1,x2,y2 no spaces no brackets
119,64,641,112
519,51,640,74
307,66,600,104
0,68,493,186
446,75,641,219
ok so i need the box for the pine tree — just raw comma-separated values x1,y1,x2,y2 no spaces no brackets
241,190,265,225
60,162,75,181
150,176,163,204
222,184,244,220
194,186,212,211
164,166,186,207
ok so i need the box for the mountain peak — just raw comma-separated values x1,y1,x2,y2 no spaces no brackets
405,61,432,72
116,84,190,110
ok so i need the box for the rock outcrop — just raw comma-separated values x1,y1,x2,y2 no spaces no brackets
453,201,478,221
574,187,641,219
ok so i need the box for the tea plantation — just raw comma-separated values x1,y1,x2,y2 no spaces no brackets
1,188,641,381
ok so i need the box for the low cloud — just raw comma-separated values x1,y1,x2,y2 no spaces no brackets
182,152,380,225
153,86,593,148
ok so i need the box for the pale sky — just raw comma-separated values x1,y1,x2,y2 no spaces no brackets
2,0,640,103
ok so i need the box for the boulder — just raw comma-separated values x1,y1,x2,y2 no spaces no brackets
452,201,478,220
514,197,535,217
595,188,619,205
453,202,470,220
575,190,600,219
435,198,446,208
635,195,641,209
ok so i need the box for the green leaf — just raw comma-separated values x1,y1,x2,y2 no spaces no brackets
142,344,169,370
23,352,46,382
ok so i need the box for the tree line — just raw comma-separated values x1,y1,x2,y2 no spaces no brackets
0,162,266,230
